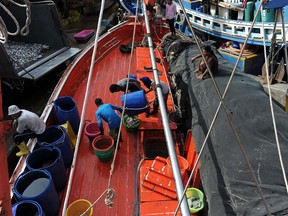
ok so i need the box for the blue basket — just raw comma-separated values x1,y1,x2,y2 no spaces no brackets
53,96,80,134
37,126,73,168
12,200,46,216
26,146,66,192
13,170,60,216
121,90,147,117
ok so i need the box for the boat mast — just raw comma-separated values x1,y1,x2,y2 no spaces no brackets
142,2,190,215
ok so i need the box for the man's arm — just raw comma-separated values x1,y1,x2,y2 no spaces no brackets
191,54,202,63
197,57,213,79
96,112,103,129
111,104,122,112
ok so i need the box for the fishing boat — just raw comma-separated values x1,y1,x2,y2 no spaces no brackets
4,2,199,216
120,0,288,46
119,0,288,75
2,1,288,216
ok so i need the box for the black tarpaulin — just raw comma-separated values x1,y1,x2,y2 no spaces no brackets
168,39,288,216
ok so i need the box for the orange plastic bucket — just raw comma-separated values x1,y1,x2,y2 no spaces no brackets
166,155,188,178
66,199,93,216
92,135,115,162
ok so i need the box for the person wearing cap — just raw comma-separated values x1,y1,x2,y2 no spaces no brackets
95,98,122,148
191,45,218,80
8,105,46,157
140,76,169,116
109,78,142,93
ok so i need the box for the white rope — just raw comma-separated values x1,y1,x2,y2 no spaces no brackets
79,0,142,214
105,0,141,191
174,0,273,215
61,0,107,215
79,188,115,216
261,6,288,193
0,0,31,43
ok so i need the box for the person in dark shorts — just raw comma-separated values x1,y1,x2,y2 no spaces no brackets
191,45,218,80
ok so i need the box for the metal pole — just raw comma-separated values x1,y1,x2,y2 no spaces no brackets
279,8,288,81
142,3,190,215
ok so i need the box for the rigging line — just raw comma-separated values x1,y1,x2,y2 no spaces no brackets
261,7,288,193
266,9,278,78
142,2,190,215
154,47,179,111
133,157,146,215
174,0,272,215
61,0,107,215
79,188,113,216
280,8,288,82
106,0,141,191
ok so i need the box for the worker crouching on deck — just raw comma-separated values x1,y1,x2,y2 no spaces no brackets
95,98,122,149
140,76,169,117
8,105,46,157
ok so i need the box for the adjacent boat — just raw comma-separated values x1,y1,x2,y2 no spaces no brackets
119,0,288,75
0,1,81,92
2,1,288,216
120,0,288,46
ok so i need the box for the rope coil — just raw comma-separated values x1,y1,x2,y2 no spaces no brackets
0,0,31,44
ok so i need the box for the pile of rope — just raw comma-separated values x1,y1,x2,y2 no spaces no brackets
0,0,31,44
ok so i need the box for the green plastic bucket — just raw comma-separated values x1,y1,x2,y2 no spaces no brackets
186,188,204,214
123,115,140,132
92,135,115,162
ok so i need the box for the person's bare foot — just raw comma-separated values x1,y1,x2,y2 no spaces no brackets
197,74,204,80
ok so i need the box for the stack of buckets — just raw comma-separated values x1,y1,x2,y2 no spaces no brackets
12,96,80,216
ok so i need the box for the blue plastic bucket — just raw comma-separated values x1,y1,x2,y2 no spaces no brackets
129,74,137,80
53,96,80,134
37,126,73,168
13,170,60,216
121,90,147,117
26,146,66,192
12,200,46,216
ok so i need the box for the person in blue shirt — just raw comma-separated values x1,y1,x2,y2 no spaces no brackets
95,98,122,147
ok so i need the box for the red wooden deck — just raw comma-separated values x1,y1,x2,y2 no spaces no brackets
59,23,177,215
8,20,202,216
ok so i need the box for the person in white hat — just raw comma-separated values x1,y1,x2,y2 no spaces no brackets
8,105,46,157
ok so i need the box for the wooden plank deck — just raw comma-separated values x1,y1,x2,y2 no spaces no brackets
62,31,173,215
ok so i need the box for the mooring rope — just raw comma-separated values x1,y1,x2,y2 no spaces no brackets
0,0,31,44
79,0,143,214
105,0,141,193
79,188,116,216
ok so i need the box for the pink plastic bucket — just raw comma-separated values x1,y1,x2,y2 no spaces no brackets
84,122,101,143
